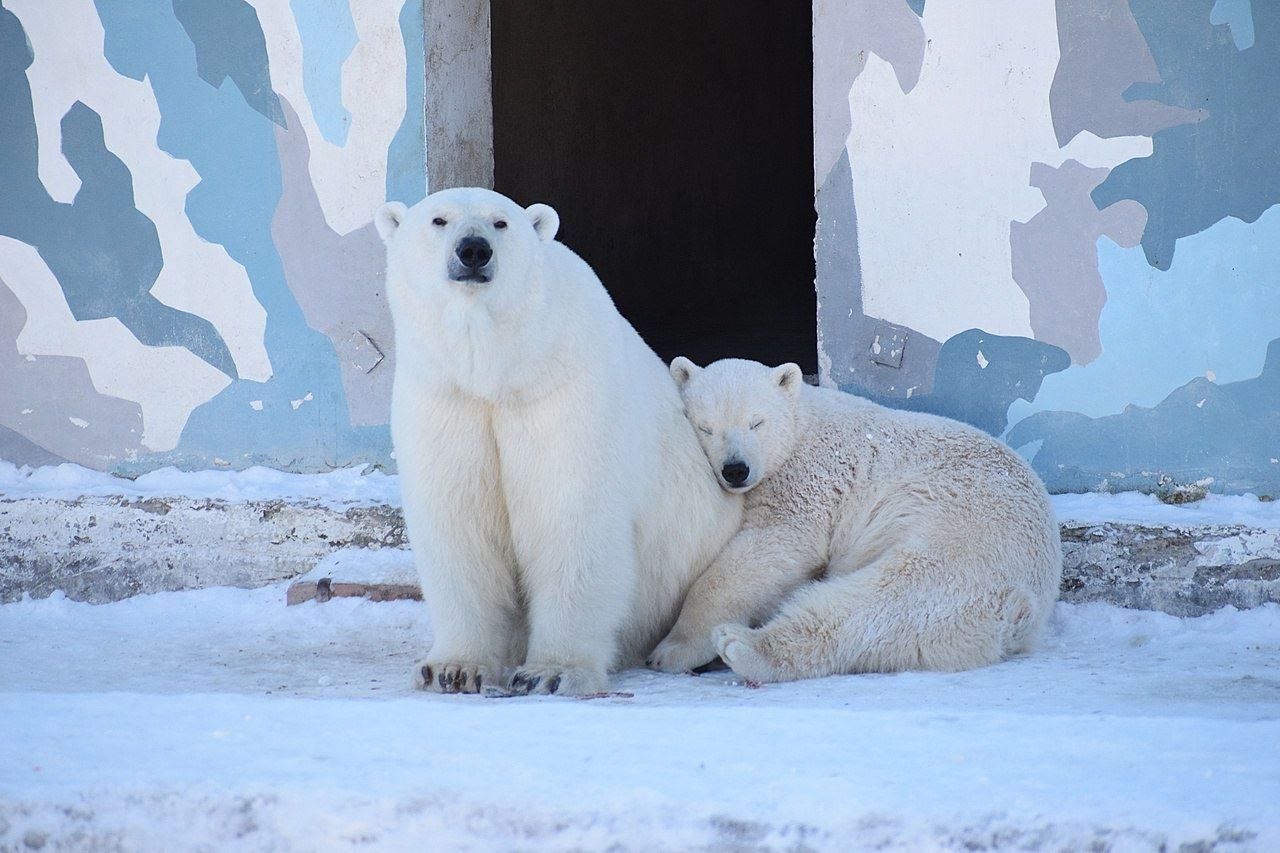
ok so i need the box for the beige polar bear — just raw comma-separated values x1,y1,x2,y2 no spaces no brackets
647,357,1062,682
376,188,741,696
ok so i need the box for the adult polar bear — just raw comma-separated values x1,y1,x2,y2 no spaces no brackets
648,358,1061,681
376,188,741,696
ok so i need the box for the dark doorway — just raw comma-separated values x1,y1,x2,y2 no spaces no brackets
491,1,817,372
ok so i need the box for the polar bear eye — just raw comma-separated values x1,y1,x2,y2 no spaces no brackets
750,419,765,430
494,220,508,230
431,217,447,227
698,425,713,436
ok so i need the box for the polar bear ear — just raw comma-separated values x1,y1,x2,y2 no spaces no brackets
773,363,803,396
670,356,701,389
525,203,560,243
375,201,409,245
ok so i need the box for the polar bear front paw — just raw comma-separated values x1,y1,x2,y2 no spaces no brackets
646,633,717,674
413,659,496,694
711,623,774,683
508,663,607,697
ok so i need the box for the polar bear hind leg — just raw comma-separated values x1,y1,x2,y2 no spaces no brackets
713,548,1033,682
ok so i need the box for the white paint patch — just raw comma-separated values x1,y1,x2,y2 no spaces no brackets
1,237,231,452
1205,369,1217,382
1194,531,1280,567
249,400,264,412
976,350,989,369
68,417,89,429
290,392,314,411
10,0,273,384
248,0,407,235
21,409,32,415
1196,399,1206,408
845,0,1152,343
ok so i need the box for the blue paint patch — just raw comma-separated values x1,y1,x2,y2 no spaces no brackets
1008,337,1280,495
290,0,357,146
1006,207,1280,423
906,0,926,17
386,0,426,204
1092,0,1280,270
0,9,237,378
96,0,390,471
172,0,286,127
1210,0,1255,50
843,329,1070,436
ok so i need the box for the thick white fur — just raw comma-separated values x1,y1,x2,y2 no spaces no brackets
377,188,741,695
649,358,1062,682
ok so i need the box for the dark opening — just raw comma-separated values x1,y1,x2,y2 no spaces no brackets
491,1,817,372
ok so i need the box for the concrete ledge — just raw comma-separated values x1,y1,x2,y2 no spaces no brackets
3,497,1278,615
0,496,404,604
1059,521,1279,616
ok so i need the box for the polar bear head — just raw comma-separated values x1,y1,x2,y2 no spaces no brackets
375,187,559,310
670,357,804,493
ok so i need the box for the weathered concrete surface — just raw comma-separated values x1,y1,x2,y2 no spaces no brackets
1060,521,1280,617
0,497,404,604
3,497,1278,616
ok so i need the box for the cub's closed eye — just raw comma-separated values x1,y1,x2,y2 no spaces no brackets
431,217,447,227
494,220,507,230
698,425,713,436
750,420,765,430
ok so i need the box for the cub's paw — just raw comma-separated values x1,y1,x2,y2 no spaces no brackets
711,624,773,682
646,634,716,674
508,663,607,697
412,659,496,694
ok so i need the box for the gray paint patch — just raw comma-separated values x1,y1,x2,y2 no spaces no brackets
0,10,238,378
848,329,1071,436
271,97,394,427
812,0,925,194
1008,337,1280,495
172,0,285,126
0,277,145,468
1011,160,1147,365
0,425,66,468
1092,0,1280,270
816,150,941,396
1049,0,1205,148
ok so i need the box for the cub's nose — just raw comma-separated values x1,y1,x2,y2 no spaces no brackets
455,236,492,270
721,461,750,487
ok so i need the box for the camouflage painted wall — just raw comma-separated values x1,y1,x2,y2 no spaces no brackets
0,0,423,472
815,0,1279,495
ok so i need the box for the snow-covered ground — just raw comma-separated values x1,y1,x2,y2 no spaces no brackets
2,581,1278,850
3,463,1279,849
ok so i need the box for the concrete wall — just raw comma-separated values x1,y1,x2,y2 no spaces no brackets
5,1,1275,496
814,0,1280,495
0,0,425,473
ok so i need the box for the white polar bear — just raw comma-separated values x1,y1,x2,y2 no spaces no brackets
648,358,1062,682
376,188,741,696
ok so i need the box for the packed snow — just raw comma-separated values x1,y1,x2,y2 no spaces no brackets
4,459,1280,529
2,581,1278,850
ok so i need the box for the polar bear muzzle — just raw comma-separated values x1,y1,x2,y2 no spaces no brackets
449,235,494,284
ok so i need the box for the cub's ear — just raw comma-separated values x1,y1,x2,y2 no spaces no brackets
773,363,803,396
670,356,701,389
375,201,409,245
526,203,560,243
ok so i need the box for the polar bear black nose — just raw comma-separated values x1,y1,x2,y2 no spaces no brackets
721,461,750,487
456,236,492,269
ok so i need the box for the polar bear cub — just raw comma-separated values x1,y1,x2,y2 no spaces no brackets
647,358,1062,682
376,188,741,696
